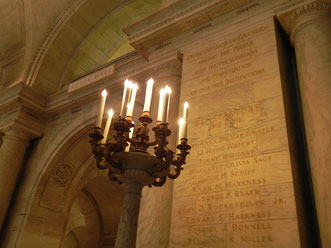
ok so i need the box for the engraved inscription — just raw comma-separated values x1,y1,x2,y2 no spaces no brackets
170,18,300,247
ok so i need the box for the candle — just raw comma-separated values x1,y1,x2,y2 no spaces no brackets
125,125,135,152
182,102,189,138
120,79,133,118
157,88,165,121
97,89,107,128
161,85,171,123
126,83,138,117
178,118,185,144
101,109,114,143
143,78,154,112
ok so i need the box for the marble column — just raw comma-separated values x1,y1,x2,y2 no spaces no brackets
115,180,143,248
0,128,30,231
281,2,331,247
136,53,182,248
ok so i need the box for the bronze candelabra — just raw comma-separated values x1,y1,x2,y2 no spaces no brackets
89,111,190,248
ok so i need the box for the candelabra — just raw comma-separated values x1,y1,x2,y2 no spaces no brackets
88,78,190,248
89,112,191,187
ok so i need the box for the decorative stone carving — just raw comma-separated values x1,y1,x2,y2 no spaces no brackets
277,1,331,43
53,164,74,186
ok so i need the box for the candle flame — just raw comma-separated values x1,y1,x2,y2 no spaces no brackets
147,78,154,85
125,79,134,88
184,101,189,108
164,85,171,94
133,83,138,90
124,79,130,86
179,118,185,125
108,109,113,115
102,89,107,96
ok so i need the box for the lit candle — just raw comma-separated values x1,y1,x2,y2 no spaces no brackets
161,85,171,123
143,78,154,112
120,79,133,118
125,125,134,152
101,109,114,143
178,118,185,144
97,89,107,128
182,102,189,138
126,83,138,117
157,88,165,121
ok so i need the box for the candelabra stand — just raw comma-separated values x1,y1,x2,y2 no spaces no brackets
89,112,190,248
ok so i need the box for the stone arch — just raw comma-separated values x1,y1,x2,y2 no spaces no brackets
14,118,124,247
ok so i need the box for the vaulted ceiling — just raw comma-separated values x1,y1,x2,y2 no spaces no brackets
0,0,162,96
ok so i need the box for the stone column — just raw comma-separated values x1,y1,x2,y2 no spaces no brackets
279,2,331,247
0,128,30,231
136,53,182,248
115,180,143,248
112,152,168,248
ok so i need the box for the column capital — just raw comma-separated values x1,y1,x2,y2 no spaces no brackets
277,1,331,44
0,82,46,140
1,125,32,142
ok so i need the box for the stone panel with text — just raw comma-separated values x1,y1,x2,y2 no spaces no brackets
169,16,300,248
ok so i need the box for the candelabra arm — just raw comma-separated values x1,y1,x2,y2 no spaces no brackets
124,132,134,144
146,139,158,146
104,143,123,172
96,157,108,170
152,176,167,187
168,138,191,179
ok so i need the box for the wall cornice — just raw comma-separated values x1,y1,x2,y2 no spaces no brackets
123,0,255,59
0,83,47,138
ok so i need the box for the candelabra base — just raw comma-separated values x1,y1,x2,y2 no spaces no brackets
112,152,169,248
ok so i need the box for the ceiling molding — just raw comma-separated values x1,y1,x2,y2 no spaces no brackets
25,0,87,87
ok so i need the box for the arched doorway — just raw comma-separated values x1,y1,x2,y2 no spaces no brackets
17,122,124,248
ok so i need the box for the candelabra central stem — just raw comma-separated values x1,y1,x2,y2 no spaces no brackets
115,179,143,248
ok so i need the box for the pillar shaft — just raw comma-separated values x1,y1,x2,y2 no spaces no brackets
0,129,30,231
135,55,182,248
115,181,143,248
289,3,331,247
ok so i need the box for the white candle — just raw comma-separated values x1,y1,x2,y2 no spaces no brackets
120,79,133,118
182,102,189,138
178,118,185,144
157,88,165,121
125,126,135,152
143,78,154,112
126,83,138,117
161,86,171,123
97,89,107,128
101,109,114,143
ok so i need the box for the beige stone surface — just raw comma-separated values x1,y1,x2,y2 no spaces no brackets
287,3,331,246
0,0,330,247
169,16,301,248
136,54,182,248
0,129,30,231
